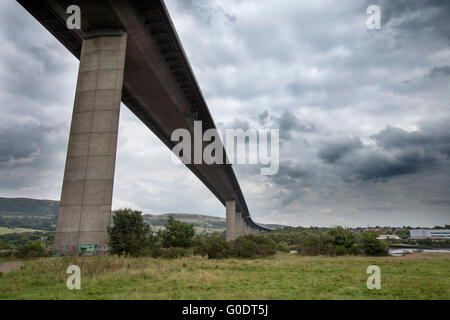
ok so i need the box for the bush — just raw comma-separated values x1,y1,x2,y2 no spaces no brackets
416,238,433,246
297,234,334,256
327,226,358,255
230,236,256,258
108,208,154,257
159,247,191,259
0,242,10,250
276,241,290,253
230,234,277,258
194,234,230,259
359,232,389,256
161,216,195,248
15,241,47,258
142,246,162,258
0,250,13,258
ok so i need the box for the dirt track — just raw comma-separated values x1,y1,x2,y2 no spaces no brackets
0,261,24,273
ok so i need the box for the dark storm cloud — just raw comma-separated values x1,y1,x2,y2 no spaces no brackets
0,122,67,191
270,161,312,187
175,0,236,25
271,110,315,141
0,123,64,167
427,66,450,79
257,110,269,125
318,136,363,164
379,0,450,40
344,149,437,182
0,124,50,164
319,122,450,182
372,124,450,156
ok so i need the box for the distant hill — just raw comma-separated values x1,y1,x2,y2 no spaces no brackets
143,213,287,233
0,197,59,231
143,213,226,233
0,197,59,218
0,197,287,233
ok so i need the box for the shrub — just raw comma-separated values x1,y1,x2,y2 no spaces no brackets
276,241,290,253
0,242,10,250
159,247,191,259
0,249,13,258
194,234,230,259
15,241,47,258
297,234,334,256
142,246,162,258
108,208,153,257
230,234,277,258
161,216,195,248
230,236,256,258
416,238,433,246
359,232,389,256
327,226,358,255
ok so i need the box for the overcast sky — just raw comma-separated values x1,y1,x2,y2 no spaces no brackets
0,0,449,227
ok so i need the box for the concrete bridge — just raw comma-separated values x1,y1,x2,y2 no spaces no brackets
18,0,270,255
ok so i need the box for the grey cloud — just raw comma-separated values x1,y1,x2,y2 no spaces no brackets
175,0,236,25
0,123,55,164
379,0,450,40
428,66,450,79
271,110,315,141
320,123,450,182
344,149,437,182
318,136,363,164
270,161,312,187
257,110,269,125
372,124,450,156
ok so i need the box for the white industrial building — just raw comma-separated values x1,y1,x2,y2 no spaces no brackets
377,235,401,240
410,229,450,239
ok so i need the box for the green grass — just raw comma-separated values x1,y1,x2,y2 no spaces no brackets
0,227,42,235
1,253,449,299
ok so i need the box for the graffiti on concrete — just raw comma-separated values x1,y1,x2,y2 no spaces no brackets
78,244,108,256
52,244,108,256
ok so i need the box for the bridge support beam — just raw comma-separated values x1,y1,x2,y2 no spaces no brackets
226,200,236,241
53,33,127,256
226,200,253,241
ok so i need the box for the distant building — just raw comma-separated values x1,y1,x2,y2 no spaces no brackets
410,229,450,240
377,235,401,240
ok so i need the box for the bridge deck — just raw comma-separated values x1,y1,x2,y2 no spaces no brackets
17,0,270,231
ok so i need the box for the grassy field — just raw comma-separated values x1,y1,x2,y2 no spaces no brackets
0,252,449,299
0,226,42,235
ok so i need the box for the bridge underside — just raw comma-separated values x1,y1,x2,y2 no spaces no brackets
18,0,270,254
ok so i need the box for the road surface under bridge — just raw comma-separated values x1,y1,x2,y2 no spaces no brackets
17,0,271,255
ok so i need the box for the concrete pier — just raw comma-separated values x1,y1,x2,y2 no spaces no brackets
226,200,237,241
53,33,127,256
226,200,260,241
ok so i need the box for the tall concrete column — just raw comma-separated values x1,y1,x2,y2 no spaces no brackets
236,211,243,239
243,218,249,235
53,33,127,256
226,200,237,241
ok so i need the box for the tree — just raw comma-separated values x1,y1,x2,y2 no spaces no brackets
327,226,358,255
161,215,195,248
359,231,389,256
108,208,152,256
